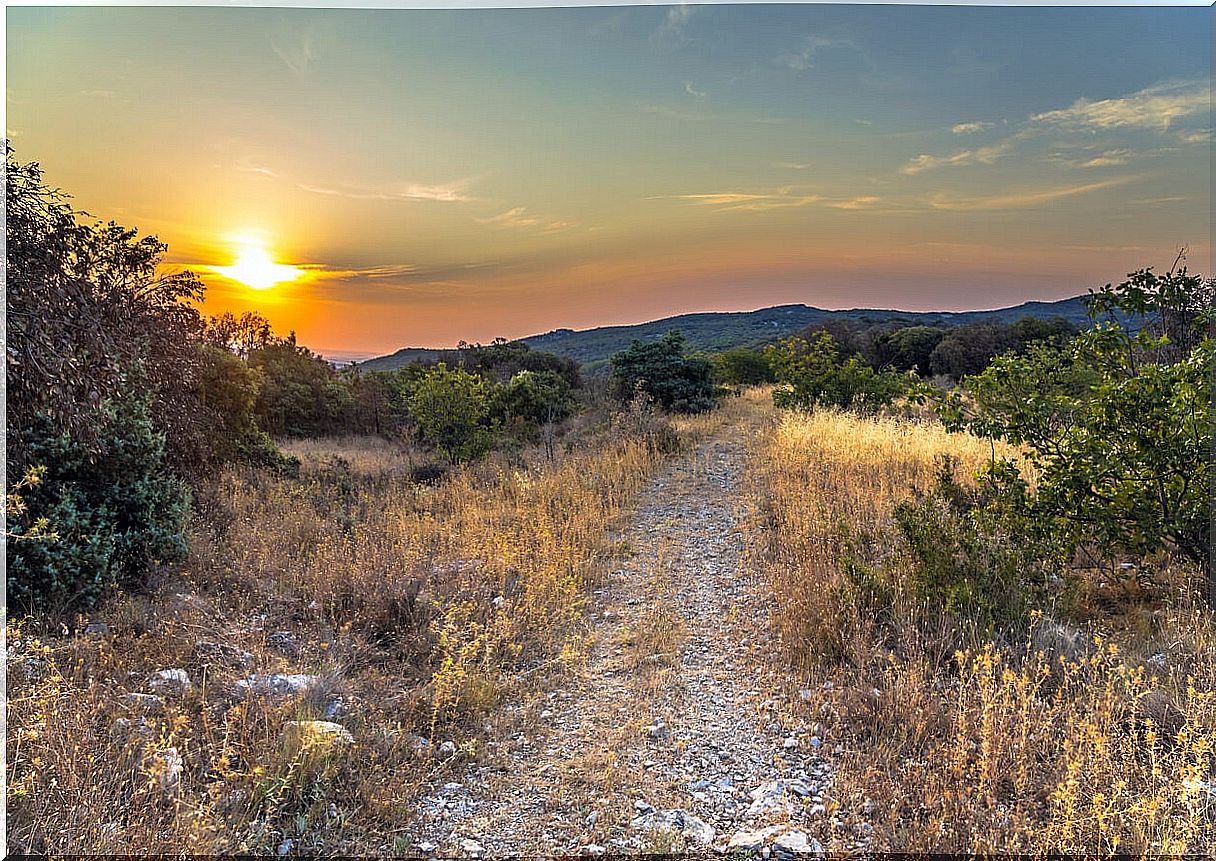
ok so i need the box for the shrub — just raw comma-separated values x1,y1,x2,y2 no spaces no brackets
929,264,1213,598
610,331,716,413
711,347,776,386
766,332,907,412
7,395,191,608
488,369,576,439
892,457,1064,630
408,363,494,462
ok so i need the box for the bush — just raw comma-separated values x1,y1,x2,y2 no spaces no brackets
892,457,1063,631
408,363,495,462
929,264,1213,599
7,396,191,608
610,331,716,413
766,332,907,412
711,347,776,386
488,369,576,440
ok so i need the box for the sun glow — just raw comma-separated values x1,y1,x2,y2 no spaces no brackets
213,240,303,290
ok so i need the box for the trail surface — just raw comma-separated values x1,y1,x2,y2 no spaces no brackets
410,415,831,857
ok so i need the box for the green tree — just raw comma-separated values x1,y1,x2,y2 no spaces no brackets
873,325,947,376
766,332,907,412
610,331,716,413
408,364,494,462
248,334,355,436
711,347,776,386
489,370,576,437
930,264,1213,597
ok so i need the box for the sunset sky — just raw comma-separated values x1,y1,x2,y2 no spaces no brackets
7,4,1211,359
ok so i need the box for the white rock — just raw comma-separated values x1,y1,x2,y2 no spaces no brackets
581,845,606,858
460,838,484,857
493,595,505,609
772,831,823,857
236,673,318,698
727,826,784,851
439,740,458,758
630,808,715,847
149,668,191,695
783,736,800,750
540,709,554,720
122,692,165,714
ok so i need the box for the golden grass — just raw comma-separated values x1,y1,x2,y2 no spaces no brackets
6,407,684,853
748,405,1216,854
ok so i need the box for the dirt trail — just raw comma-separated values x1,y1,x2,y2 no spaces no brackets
410,411,831,856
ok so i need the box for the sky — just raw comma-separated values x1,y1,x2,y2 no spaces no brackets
7,5,1212,358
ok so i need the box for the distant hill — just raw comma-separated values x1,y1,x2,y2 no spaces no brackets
357,295,1095,372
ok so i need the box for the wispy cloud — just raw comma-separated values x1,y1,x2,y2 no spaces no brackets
1031,80,1208,132
1079,149,1131,168
478,206,575,233
683,80,706,100
654,189,897,214
776,35,856,72
827,195,883,210
901,141,1012,175
929,177,1131,211
271,32,317,76
776,161,813,170
951,121,995,135
650,4,694,51
234,157,280,178
655,190,822,212
478,207,541,228
300,178,475,203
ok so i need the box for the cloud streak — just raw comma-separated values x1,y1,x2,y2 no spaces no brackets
951,121,995,135
1031,80,1208,132
478,206,575,233
929,177,1131,211
299,178,475,203
901,142,1012,175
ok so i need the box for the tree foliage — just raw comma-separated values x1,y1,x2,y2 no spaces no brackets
610,331,716,413
929,264,1213,592
408,364,495,462
711,347,776,386
766,332,907,412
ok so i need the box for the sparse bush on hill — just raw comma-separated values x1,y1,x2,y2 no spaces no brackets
766,331,908,413
610,331,716,413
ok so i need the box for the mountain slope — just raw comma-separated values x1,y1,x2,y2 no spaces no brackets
358,295,1093,371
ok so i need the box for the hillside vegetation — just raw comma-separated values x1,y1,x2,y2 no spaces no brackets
360,297,1097,371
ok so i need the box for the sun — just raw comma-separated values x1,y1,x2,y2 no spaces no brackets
212,240,303,291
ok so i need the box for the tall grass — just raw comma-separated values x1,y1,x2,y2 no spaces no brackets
749,407,1216,854
6,405,681,853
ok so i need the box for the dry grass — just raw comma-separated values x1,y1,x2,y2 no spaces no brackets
748,406,1216,854
5,407,684,853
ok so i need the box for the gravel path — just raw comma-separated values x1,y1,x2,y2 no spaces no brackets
408,420,832,857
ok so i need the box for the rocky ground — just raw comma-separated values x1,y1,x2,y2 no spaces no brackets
406,422,836,857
